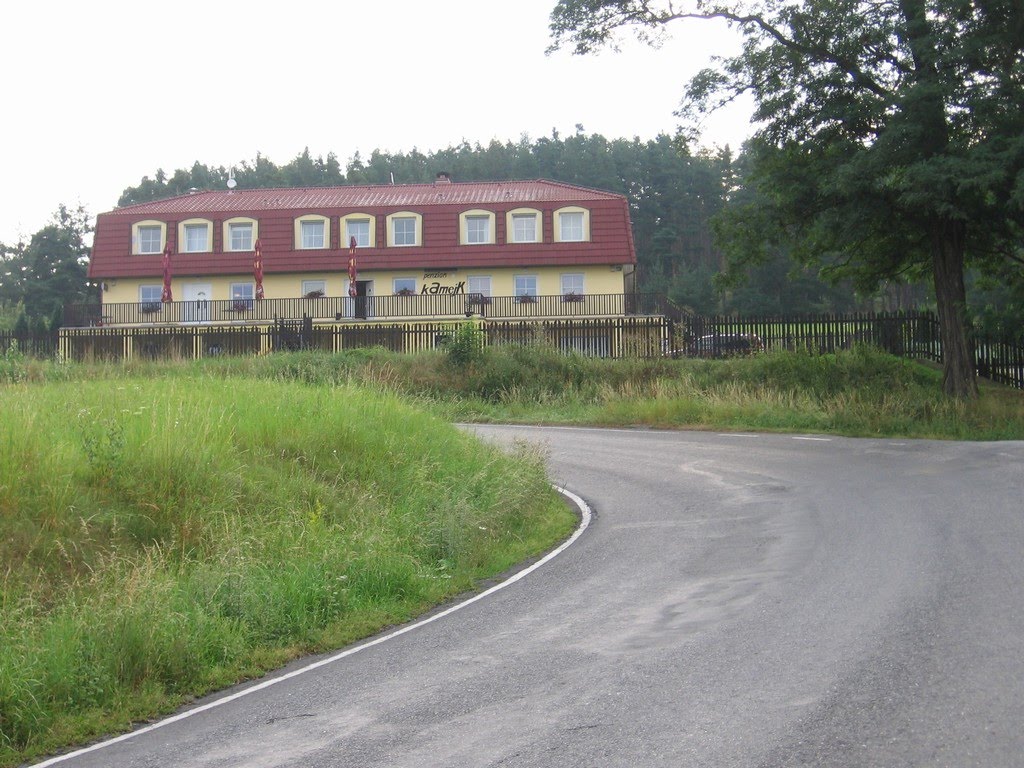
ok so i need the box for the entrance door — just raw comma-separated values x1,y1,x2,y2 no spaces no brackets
354,280,373,319
183,283,212,323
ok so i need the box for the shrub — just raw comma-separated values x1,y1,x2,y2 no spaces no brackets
446,321,483,368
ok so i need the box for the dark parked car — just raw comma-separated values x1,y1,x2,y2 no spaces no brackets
667,333,764,359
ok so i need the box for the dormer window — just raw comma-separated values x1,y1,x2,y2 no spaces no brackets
224,217,258,251
342,213,376,248
386,211,422,247
303,221,325,248
460,209,496,245
131,220,167,254
554,206,590,242
295,214,330,250
184,224,207,252
138,226,162,253
345,218,370,247
178,219,214,253
506,208,542,243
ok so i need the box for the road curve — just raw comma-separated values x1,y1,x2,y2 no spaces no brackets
42,427,1024,767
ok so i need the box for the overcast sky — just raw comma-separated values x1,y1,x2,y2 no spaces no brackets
0,0,753,245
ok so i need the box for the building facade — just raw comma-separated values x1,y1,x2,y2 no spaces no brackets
86,175,637,320
67,176,670,359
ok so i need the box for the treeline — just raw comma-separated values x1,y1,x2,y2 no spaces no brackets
18,133,1015,328
117,132,863,315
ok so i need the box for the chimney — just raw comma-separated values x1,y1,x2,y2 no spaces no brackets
434,171,452,185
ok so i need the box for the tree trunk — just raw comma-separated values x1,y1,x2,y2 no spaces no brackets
931,218,978,399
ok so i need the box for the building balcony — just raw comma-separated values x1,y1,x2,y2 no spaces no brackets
64,293,683,328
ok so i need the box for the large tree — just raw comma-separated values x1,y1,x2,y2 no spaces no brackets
0,205,93,320
550,0,1024,397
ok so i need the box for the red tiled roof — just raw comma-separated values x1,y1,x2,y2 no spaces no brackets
107,179,622,216
90,179,636,279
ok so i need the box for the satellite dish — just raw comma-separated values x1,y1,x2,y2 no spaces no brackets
227,177,237,189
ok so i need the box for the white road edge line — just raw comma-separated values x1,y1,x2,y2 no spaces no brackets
31,486,593,767
793,436,832,442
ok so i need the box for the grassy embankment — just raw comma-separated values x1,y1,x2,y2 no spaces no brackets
0,373,575,766
192,343,1024,440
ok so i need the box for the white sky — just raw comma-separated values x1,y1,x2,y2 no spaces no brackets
0,0,753,245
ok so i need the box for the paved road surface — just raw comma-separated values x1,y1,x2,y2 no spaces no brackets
43,427,1024,767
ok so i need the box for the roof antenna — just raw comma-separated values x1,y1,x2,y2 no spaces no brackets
227,168,237,191
390,172,395,185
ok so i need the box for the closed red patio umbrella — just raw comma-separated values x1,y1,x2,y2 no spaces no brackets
347,236,358,297
161,242,173,303
253,239,265,300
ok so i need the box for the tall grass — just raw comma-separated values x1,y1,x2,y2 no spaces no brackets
14,343,1021,438
0,377,574,766
272,343,1019,440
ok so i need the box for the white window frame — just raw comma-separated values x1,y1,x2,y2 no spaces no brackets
467,275,492,297
393,277,417,295
467,217,489,244
139,284,162,312
387,213,420,247
177,219,213,254
514,274,538,301
230,282,255,310
229,223,252,251
554,206,590,243
132,220,167,255
459,209,496,245
303,221,325,249
340,212,375,248
561,273,585,296
295,215,330,250
184,224,208,253
137,226,163,254
506,208,541,244
224,217,258,252
345,217,371,248
302,279,327,298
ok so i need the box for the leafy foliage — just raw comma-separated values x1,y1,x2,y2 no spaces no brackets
0,205,93,321
549,0,1024,396
446,321,484,368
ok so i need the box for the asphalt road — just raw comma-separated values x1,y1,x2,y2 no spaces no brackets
41,427,1024,767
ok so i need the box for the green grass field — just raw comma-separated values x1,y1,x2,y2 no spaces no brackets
0,374,575,766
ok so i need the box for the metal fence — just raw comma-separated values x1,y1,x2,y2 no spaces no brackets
677,311,943,360
0,331,58,358
58,317,673,362
64,292,681,327
675,310,1023,390
20,310,1024,391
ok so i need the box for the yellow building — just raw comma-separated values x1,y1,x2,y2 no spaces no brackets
67,176,670,359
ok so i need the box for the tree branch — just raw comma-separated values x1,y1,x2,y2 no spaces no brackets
657,8,896,99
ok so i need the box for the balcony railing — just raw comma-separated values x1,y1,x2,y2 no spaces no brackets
64,293,683,328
